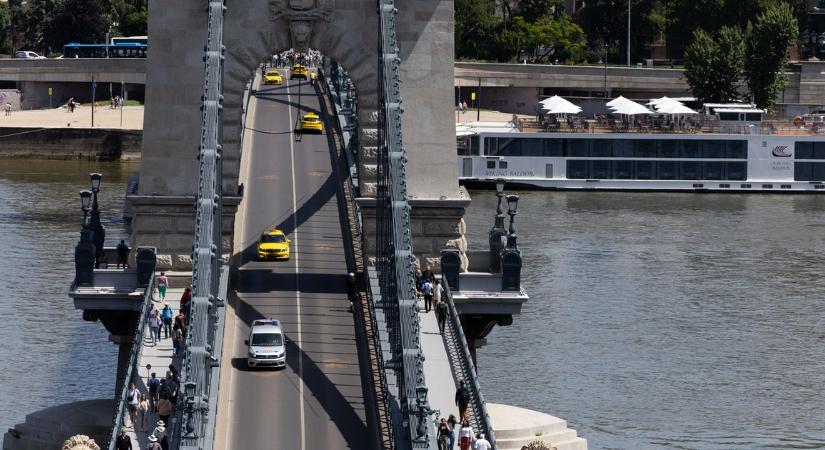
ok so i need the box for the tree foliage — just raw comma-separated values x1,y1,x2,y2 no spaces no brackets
50,0,109,47
683,26,744,104
455,0,498,60
575,0,663,64
744,2,798,110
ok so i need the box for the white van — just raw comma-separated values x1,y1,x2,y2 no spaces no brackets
244,319,286,368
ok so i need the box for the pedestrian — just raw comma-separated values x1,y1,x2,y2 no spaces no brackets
462,101,468,114
5,102,11,116
180,287,192,318
436,297,448,333
149,309,161,346
116,239,130,268
174,310,186,338
447,414,458,450
115,428,132,450
154,424,169,450
147,372,160,411
437,417,451,450
173,327,183,355
118,96,124,109
137,393,149,431
422,278,433,313
157,396,173,425
458,419,474,450
161,303,173,339
126,382,140,428
455,379,470,420
146,434,161,450
156,272,169,300
434,278,444,303
473,432,491,450
110,97,115,109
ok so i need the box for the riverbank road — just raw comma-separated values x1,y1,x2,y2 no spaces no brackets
214,71,368,449
0,105,143,129
120,285,184,448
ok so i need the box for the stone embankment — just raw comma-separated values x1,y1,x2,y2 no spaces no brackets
0,127,141,160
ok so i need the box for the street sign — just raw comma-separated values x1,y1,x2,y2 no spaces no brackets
48,87,52,96
471,92,476,101
145,364,151,371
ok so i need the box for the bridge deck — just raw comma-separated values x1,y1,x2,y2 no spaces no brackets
214,73,367,449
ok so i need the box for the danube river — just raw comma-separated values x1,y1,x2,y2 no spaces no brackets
467,190,825,449
0,160,136,431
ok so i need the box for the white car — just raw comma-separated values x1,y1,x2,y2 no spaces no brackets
13,51,45,59
245,319,286,368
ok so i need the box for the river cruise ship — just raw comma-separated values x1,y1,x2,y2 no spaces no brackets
458,121,825,193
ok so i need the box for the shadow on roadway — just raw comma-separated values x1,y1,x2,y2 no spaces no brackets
230,296,367,449
236,270,348,294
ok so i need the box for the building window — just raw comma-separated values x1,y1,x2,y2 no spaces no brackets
486,160,496,169
499,161,508,169
567,160,589,179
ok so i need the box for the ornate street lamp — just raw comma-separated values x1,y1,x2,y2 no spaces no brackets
501,194,522,291
80,190,92,227
488,179,507,272
88,173,105,262
183,381,198,439
505,194,519,250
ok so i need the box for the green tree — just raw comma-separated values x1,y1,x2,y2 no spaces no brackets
744,2,798,110
683,26,744,104
516,0,564,21
514,14,587,63
17,0,59,54
576,0,663,64
455,0,498,60
49,0,109,49
0,3,11,54
118,4,147,36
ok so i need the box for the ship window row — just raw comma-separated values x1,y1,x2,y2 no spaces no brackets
794,162,825,180
793,142,825,160
566,160,747,181
484,137,748,159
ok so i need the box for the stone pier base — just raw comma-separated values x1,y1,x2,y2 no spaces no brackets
359,191,471,272
3,400,113,450
127,195,241,271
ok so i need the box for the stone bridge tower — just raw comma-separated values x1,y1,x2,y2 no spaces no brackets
129,0,467,270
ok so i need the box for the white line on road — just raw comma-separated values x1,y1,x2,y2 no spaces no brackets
286,80,307,450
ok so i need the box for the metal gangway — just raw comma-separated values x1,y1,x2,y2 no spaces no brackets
103,0,499,448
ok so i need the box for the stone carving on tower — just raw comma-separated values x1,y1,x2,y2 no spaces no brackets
270,0,334,49
62,435,100,450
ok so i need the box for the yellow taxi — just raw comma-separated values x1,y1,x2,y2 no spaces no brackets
256,229,290,260
299,112,323,134
290,64,309,80
263,69,283,85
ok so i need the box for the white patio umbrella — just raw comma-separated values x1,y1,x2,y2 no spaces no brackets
543,103,582,115
606,95,632,108
609,98,653,115
655,101,697,115
647,96,682,108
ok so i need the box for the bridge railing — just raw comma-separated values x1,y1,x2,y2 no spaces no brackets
441,281,499,449
169,0,229,447
106,276,155,450
377,0,437,448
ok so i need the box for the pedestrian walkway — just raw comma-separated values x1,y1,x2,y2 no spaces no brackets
418,299,461,444
0,105,143,129
120,285,185,449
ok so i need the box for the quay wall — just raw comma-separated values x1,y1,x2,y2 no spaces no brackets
0,128,141,160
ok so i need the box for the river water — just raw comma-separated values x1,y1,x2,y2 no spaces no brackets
0,160,137,431
467,190,825,450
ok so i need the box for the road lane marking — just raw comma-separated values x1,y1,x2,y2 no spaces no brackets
286,80,307,450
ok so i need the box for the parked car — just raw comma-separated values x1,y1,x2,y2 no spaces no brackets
13,51,45,59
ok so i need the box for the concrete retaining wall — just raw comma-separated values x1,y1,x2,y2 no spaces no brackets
0,127,142,160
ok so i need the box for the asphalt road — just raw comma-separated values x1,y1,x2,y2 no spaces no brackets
216,73,367,450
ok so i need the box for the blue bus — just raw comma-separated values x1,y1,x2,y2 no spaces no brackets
62,42,147,58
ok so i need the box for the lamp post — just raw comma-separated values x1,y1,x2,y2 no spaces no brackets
810,31,820,62
75,190,96,285
505,194,519,251
488,179,507,272
501,194,522,291
88,173,105,263
183,381,198,439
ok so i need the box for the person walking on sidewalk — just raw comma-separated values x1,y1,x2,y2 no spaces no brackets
161,303,173,339
458,419,474,450
115,428,132,450
473,432,491,450
137,393,150,431
437,417,451,450
455,379,470,420
126,383,140,428
180,287,192,318
447,414,458,450
157,396,173,426
422,278,434,313
173,327,183,355
156,272,169,301
174,310,187,338
147,372,160,411
436,298,448,334
146,434,161,450
116,239,130,268
149,309,162,346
